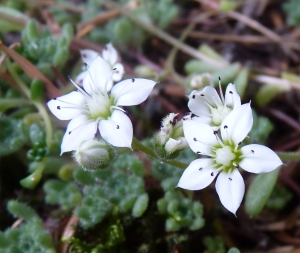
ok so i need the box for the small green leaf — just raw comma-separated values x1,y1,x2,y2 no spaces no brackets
20,168,43,189
29,123,45,145
245,168,280,216
0,117,27,156
7,200,38,220
30,79,45,101
234,67,249,98
132,193,149,218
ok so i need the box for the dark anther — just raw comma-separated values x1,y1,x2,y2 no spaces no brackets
214,131,218,135
218,76,221,81
113,68,117,70
84,62,88,67
196,151,201,154
236,164,240,168
229,178,232,181
224,125,228,129
211,172,214,176
116,125,120,129
229,91,233,94
54,98,57,100
251,150,254,154
199,168,203,171
192,95,195,99
193,137,197,141
200,94,204,96
238,142,241,145
132,78,135,82
68,131,72,135
57,106,61,110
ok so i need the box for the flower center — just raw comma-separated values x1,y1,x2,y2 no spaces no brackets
215,146,236,166
210,105,232,126
86,92,113,120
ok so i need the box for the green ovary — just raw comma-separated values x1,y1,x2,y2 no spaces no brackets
86,93,113,119
211,105,232,126
215,146,236,166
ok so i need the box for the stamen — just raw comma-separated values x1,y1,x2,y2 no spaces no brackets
116,125,120,129
211,172,214,176
229,177,232,181
68,76,90,97
192,95,195,99
196,151,201,154
132,78,135,82
213,131,225,147
218,77,225,104
110,105,126,113
199,168,203,171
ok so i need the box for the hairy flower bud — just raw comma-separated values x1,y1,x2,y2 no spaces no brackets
154,113,187,159
74,140,115,170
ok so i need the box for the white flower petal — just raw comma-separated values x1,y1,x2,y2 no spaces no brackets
83,56,113,94
102,43,118,65
220,103,253,144
183,120,218,156
177,158,218,190
75,71,87,86
80,49,99,66
200,86,222,106
192,115,213,125
224,83,241,109
239,144,283,173
112,62,124,82
188,90,211,116
216,170,245,215
47,91,85,120
98,110,133,148
61,115,96,154
111,78,156,106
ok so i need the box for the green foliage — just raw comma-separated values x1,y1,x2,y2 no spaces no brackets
248,110,274,144
245,168,280,216
7,200,38,220
20,20,73,77
0,217,55,253
0,201,55,253
0,116,28,156
27,123,49,162
72,152,148,228
43,179,82,210
157,188,204,231
0,6,27,32
47,0,178,47
284,0,300,26
203,236,225,253
266,186,293,210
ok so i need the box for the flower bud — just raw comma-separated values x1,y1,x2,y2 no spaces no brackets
190,73,213,89
74,140,115,170
154,114,187,159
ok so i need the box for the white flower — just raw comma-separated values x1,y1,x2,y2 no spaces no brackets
48,56,156,154
177,103,283,215
188,83,241,130
75,43,124,90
